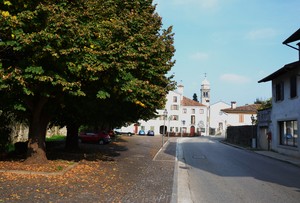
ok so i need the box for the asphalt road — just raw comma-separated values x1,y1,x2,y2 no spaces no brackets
176,136,300,203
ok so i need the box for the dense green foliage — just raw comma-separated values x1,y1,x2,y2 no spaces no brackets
0,0,175,162
255,98,272,110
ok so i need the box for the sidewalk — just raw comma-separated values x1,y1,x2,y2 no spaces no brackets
254,150,300,167
220,138,300,167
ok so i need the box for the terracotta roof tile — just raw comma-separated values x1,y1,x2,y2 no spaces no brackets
181,96,206,107
222,104,261,114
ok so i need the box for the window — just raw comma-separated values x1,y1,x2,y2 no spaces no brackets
191,115,195,124
279,120,298,147
199,109,204,114
173,96,178,103
171,105,179,110
191,109,195,114
290,76,297,98
275,82,284,101
203,91,209,98
171,115,178,120
183,108,187,114
171,127,179,132
218,122,223,131
239,114,244,123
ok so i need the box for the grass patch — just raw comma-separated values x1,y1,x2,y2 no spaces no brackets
46,135,66,142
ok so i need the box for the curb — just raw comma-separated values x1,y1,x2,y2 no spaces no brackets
220,140,300,168
0,162,79,176
153,137,170,161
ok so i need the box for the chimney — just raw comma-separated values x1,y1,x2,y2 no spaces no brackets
178,84,184,95
231,101,236,109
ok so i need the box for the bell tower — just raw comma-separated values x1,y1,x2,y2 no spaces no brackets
200,74,210,106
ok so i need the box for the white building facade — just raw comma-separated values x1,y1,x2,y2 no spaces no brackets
120,77,260,137
209,101,231,135
120,84,208,136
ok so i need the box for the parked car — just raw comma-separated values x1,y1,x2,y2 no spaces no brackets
147,130,155,136
138,130,145,135
78,131,111,145
114,131,134,136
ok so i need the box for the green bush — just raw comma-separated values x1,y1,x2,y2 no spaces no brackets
46,135,66,142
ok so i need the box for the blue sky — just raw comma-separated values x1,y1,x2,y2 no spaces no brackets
153,0,300,106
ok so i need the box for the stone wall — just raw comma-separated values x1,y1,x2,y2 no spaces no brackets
226,125,257,147
11,125,67,143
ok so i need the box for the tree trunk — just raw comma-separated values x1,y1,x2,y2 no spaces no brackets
24,96,50,164
65,122,79,151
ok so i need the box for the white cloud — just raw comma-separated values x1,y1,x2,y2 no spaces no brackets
190,52,209,61
245,28,278,40
220,74,251,84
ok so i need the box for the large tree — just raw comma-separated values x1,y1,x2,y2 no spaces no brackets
0,0,96,163
0,0,175,163
66,0,177,147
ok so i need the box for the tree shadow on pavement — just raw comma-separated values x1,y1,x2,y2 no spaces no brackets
4,137,129,163
48,137,129,162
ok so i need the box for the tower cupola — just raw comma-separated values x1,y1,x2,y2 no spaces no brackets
200,76,210,106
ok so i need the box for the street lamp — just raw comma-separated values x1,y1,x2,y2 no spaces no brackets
198,120,204,136
181,120,185,137
251,114,255,125
167,115,171,140
162,109,168,147
251,114,255,148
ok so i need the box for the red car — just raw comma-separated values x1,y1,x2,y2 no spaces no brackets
78,131,111,145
